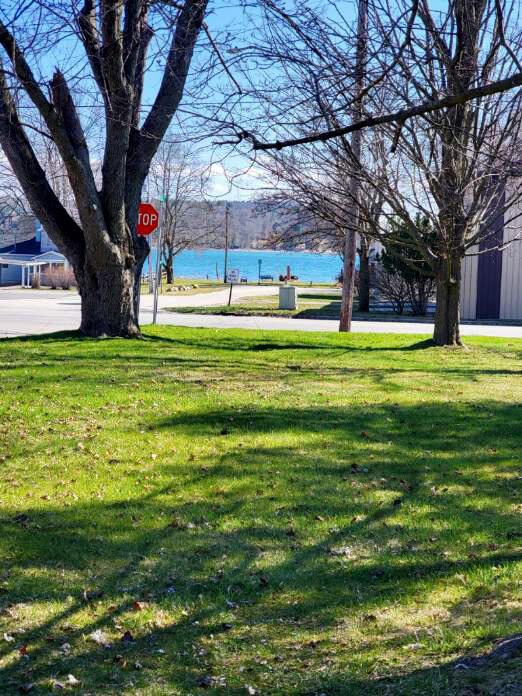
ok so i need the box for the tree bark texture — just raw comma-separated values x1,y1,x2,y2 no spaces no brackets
339,0,368,332
433,257,462,346
339,227,358,331
358,238,370,312
164,250,174,285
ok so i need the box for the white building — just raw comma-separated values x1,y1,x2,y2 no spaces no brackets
0,250,68,287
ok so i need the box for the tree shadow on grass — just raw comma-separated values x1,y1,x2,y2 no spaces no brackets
3,331,522,396
0,399,521,694
143,330,437,353
7,338,522,395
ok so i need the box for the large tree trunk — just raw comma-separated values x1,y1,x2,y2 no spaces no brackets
76,258,141,338
433,257,462,346
358,239,370,312
72,222,149,338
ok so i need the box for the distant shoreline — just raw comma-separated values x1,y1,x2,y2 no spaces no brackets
145,246,344,282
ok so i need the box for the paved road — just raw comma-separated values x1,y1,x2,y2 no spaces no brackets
0,285,278,337
2,286,522,339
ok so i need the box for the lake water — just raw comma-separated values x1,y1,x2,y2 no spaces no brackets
144,248,344,283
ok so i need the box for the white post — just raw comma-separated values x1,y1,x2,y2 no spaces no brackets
136,265,142,323
152,225,162,325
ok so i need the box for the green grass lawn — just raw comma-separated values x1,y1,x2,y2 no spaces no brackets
0,328,521,695
144,281,338,298
140,280,224,297
166,294,339,318
166,293,425,322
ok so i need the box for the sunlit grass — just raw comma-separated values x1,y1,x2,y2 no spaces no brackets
0,328,521,694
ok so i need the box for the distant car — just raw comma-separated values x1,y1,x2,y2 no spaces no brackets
260,274,273,281
240,277,248,283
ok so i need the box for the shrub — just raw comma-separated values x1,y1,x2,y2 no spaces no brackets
43,267,60,289
379,216,436,315
373,266,409,314
60,268,76,290
42,267,76,290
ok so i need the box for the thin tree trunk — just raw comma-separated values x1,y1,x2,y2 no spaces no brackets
358,240,370,312
340,228,358,330
165,250,174,285
339,0,367,332
433,257,462,346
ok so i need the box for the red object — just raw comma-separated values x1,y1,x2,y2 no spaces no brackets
137,203,159,236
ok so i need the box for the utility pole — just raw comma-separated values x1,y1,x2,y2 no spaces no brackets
223,203,229,283
339,0,367,332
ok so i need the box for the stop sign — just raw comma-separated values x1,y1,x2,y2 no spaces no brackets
137,203,159,236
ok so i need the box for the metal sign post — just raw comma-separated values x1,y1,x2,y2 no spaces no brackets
136,265,142,320
223,203,229,283
227,268,240,306
136,201,160,324
152,224,162,325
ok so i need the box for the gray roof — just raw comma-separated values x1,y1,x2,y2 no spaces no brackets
0,251,66,266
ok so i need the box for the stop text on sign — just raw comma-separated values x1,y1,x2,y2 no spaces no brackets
137,203,159,236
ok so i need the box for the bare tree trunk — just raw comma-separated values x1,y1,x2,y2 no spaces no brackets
358,237,370,312
165,250,174,285
433,257,462,346
77,263,140,337
339,227,358,329
339,0,367,332
72,221,148,337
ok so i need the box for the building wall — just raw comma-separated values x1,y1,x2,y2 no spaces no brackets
461,178,522,321
462,236,522,321
476,186,505,320
460,247,479,320
499,227,522,320
0,264,22,285
498,183,522,320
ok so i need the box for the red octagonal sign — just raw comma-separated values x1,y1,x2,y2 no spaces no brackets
137,203,159,236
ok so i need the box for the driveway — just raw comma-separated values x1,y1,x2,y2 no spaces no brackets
1,286,522,339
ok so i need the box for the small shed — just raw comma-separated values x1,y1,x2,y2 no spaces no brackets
0,250,68,287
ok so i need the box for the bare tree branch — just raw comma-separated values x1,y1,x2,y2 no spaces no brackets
242,70,522,151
